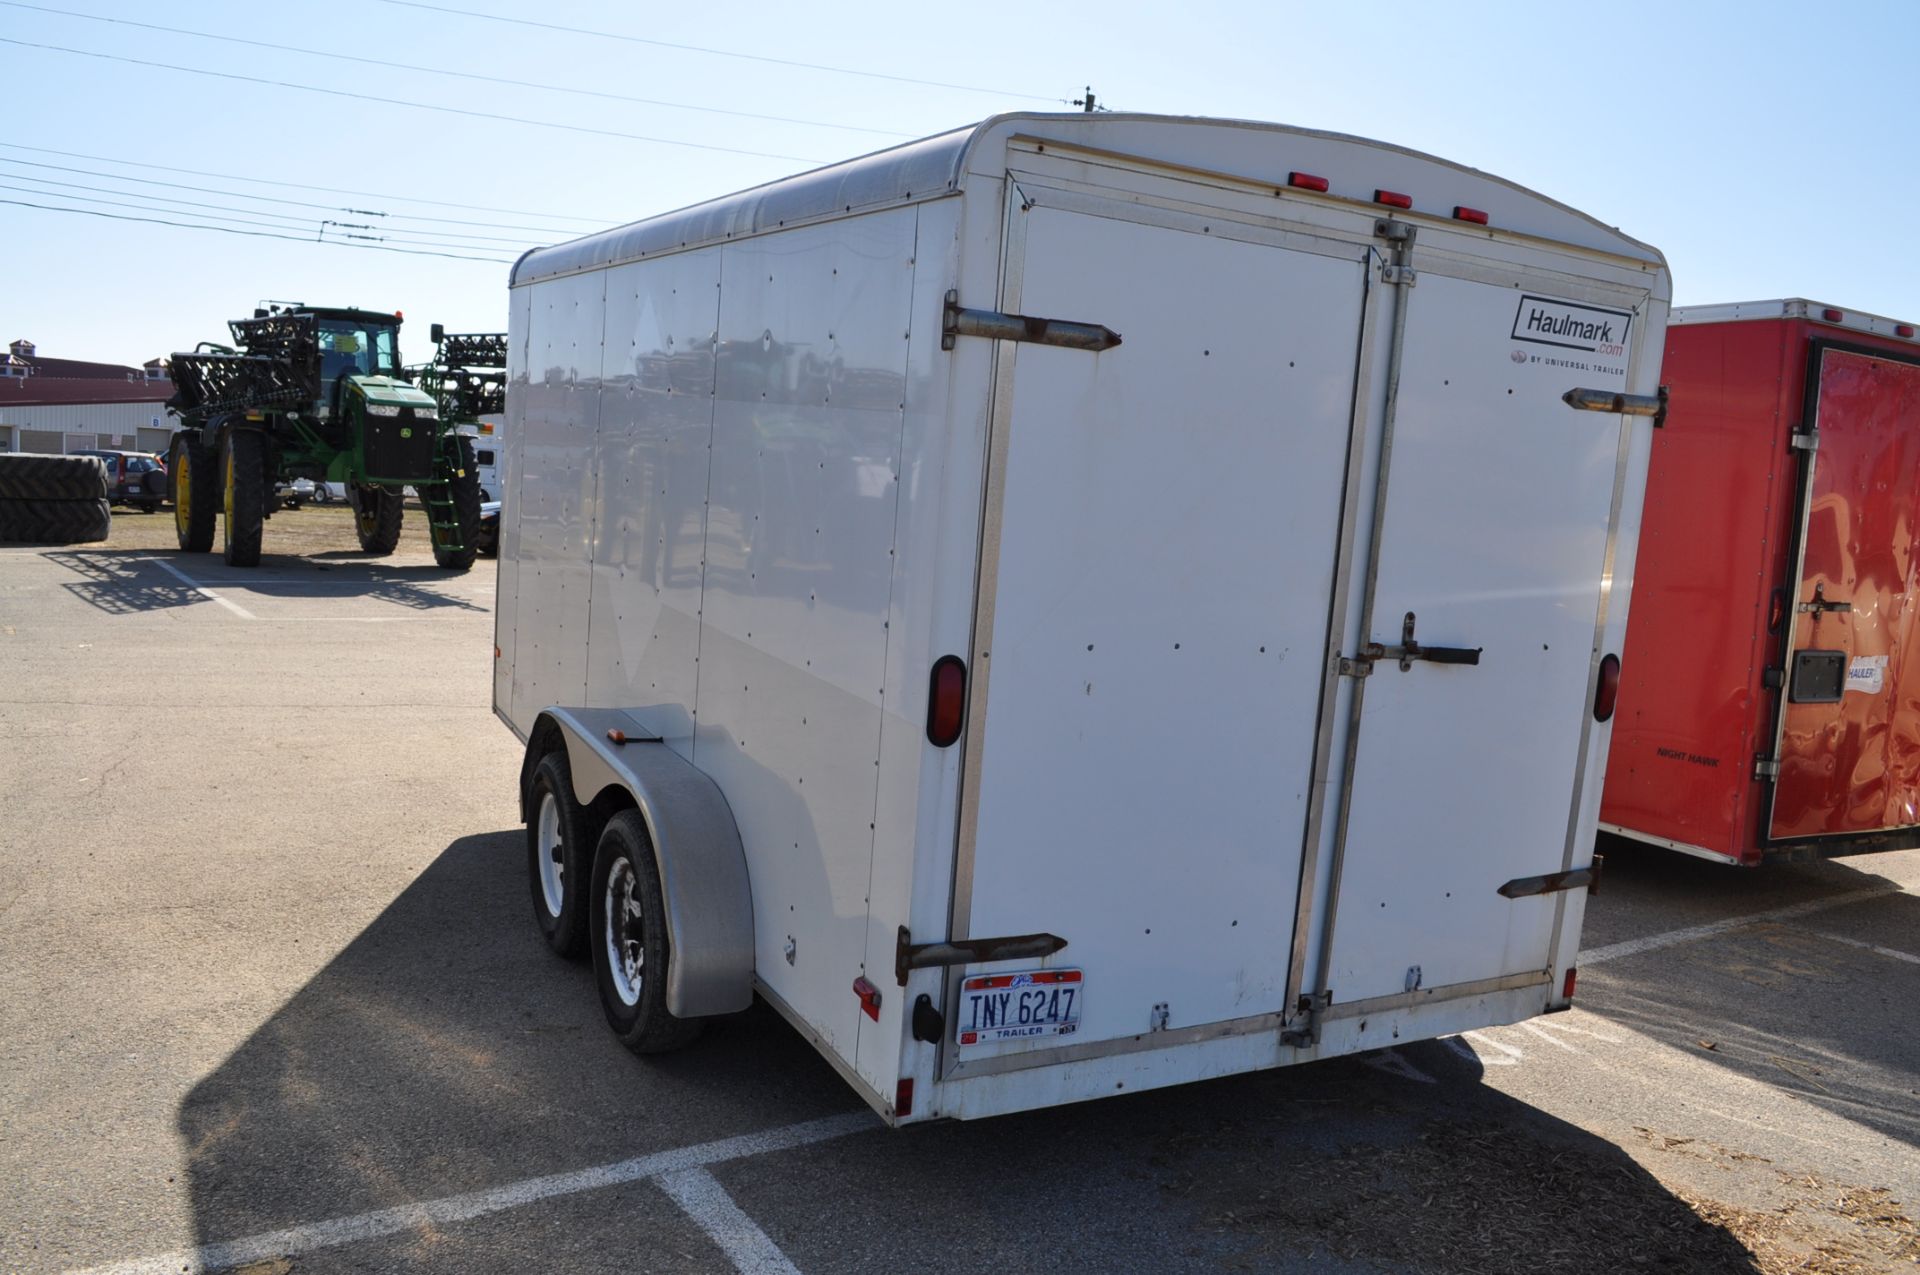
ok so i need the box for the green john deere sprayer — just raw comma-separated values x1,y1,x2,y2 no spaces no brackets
165,303,506,570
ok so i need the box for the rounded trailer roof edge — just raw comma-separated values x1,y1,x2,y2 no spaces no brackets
511,112,1666,288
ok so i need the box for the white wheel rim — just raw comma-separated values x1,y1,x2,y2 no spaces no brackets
605,856,644,1007
536,792,564,918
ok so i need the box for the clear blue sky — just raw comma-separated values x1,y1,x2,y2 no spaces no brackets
4,0,1916,364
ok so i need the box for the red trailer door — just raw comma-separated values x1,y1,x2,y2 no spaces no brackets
1768,344,1920,840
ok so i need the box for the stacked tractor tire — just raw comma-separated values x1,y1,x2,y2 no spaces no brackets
0,454,112,545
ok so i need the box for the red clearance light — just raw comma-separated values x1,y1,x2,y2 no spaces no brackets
1593,653,1621,722
1287,171,1329,192
926,655,967,747
1562,967,1578,1001
895,1078,914,1118
1453,206,1490,225
606,728,628,745
1821,308,1844,322
1374,189,1413,209
1897,324,1916,339
853,977,882,1022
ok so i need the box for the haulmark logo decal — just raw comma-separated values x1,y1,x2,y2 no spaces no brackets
1511,295,1632,357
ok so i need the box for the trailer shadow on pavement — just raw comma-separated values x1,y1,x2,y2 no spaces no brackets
167,832,1766,1273
1585,841,1920,1152
41,548,488,615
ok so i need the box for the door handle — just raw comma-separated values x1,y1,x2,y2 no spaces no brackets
1340,611,1483,676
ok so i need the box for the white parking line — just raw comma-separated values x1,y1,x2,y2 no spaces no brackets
67,1111,873,1275
146,558,256,620
1579,882,1909,966
657,1167,802,1275
1802,930,1920,966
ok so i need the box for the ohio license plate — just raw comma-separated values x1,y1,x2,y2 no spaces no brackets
955,968,1083,1047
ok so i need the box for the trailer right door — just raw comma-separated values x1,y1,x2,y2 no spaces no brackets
1768,344,1920,842
1325,262,1650,1010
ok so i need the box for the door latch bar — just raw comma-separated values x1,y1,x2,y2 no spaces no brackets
941,290,1122,353
1796,583,1852,615
1341,611,1482,677
1499,858,1601,899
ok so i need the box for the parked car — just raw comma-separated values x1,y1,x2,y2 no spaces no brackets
475,500,499,557
72,449,166,512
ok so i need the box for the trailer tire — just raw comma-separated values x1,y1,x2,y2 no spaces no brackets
172,432,217,553
0,497,111,544
352,485,403,555
429,435,483,572
526,750,595,960
0,453,107,502
221,429,267,567
591,810,703,1054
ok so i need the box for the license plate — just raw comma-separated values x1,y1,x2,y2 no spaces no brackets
955,968,1083,1047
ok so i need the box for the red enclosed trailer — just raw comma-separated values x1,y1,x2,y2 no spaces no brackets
1601,299,1920,865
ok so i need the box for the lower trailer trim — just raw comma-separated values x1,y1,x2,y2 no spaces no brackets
1322,969,1551,1022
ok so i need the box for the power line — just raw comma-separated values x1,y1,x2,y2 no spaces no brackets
0,140,611,224
0,197,515,264
0,1,915,140
0,181,521,256
0,173,536,249
0,157,567,241
0,37,830,163
378,0,1067,103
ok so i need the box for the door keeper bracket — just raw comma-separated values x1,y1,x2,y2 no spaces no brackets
895,925,1068,986
941,290,1122,353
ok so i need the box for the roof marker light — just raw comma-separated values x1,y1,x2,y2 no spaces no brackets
1821,308,1844,322
1287,172,1329,192
1374,189,1413,209
1897,324,1915,339
1453,206,1490,225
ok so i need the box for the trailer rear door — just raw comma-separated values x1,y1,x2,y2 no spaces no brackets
953,192,1369,1060
1767,344,1920,841
1323,256,1651,1009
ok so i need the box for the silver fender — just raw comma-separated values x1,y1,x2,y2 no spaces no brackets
529,707,754,1018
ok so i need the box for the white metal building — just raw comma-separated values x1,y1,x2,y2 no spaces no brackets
0,339,175,455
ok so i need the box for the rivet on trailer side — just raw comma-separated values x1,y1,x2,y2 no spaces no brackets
494,112,1671,1124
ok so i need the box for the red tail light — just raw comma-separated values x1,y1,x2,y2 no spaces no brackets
927,655,967,747
1374,189,1413,209
1593,654,1621,722
1562,968,1577,1001
1452,206,1489,225
895,1078,914,1118
1287,171,1329,192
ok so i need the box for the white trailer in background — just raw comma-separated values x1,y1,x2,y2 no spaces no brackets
495,113,1671,1125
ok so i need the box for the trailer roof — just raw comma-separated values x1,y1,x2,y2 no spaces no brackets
1672,299,1918,343
513,113,1667,287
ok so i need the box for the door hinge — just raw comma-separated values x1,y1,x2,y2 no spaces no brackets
1790,427,1819,452
1341,610,1482,677
1281,989,1332,1047
1563,385,1669,428
1754,756,1782,781
941,290,1121,353
894,925,1068,986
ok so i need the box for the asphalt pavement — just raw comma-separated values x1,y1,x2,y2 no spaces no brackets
2,541,1915,1274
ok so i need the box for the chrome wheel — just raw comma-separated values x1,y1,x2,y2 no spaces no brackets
535,791,565,918
604,855,644,1007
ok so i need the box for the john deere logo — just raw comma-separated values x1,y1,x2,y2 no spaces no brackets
400,427,413,438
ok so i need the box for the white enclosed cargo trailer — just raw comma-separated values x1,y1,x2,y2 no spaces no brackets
495,113,1671,1124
